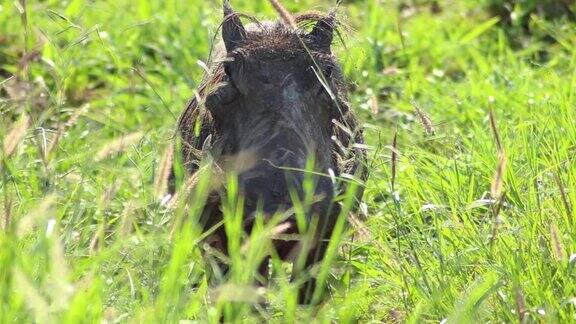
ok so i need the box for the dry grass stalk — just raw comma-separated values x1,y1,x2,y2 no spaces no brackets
388,309,405,323
167,172,202,211
12,267,51,322
488,110,506,245
553,172,572,225
167,163,225,211
221,149,259,176
0,75,15,87
48,234,73,310
153,143,174,199
268,0,296,29
89,224,104,255
212,283,264,304
489,109,503,152
347,212,372,243
550,222,566,261
489,192,505,244
101,182,120,208
412,101,435,136
119,201,137,238
17,194,56,237
270,221,293,236
369,94,379,116
490,152,507,199
168,151,258,238
94,132,143,161
240,221,293,254
18,48,41,72
168,165,223,239
2,197,12,232
347,212,389,252
1,210,5,232
390,131,398,191
515,286,527,324
3,114,30,157
332,118,354,138
46,104,88,159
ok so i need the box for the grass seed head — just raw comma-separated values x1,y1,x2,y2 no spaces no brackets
46,104,88,159
268,0,296,29
515,286,527,324
3,114,30,158
154,143,174,199
412,101,435,136
550,222,566,262
370,94,379,116
490,152,507,199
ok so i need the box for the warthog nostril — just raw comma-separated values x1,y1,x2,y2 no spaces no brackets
272,186,287,199
272,148,294,164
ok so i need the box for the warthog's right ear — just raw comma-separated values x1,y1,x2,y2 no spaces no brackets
222,0,246,52
308,10,336,53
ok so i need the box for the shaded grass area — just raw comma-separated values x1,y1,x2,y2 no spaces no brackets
1,0,575,322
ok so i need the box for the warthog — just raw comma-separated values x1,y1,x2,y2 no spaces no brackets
173,1,367,304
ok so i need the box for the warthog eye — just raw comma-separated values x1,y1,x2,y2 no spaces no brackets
224,62,233,78
307,64,334,97
205,81,238,120
324,65,333,78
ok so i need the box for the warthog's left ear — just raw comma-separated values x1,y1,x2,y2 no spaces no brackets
222,0,246,52
308,10,337,53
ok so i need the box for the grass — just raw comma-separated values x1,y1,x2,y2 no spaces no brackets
1,0,575,322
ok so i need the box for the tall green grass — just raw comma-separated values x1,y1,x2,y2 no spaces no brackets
1,0,575,322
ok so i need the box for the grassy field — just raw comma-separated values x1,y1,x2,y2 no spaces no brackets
1,0,575,322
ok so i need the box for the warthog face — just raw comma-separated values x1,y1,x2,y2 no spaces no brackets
203,3,349,222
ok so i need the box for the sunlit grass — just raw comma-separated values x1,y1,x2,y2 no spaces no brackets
1,0,575,322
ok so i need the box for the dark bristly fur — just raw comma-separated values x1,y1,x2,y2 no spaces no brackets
172,1,367,304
